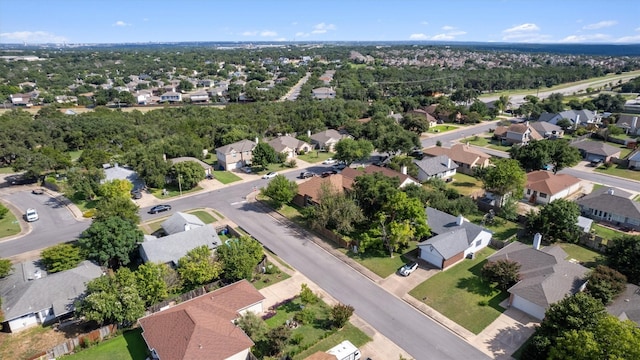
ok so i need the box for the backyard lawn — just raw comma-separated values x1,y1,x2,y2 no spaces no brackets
294,323,371,359
595,164,640,182
64,328,148,360
409,247,509,334
298,151,334,163
558,243,604,268
591,223,625,243
468,215,521,242
448,173,483,196
213,171,242,184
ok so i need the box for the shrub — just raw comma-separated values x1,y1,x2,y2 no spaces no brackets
294,307,315,324
299,284,319,304
285,159,297,168
289,332,304,345
0,203,8,219
265,263,280,275
330,303,354,328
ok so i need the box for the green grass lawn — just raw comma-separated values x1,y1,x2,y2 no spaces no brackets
558,243,604,268
67,149,84,162
619,146,633,159
151,185,203,198
64,328,148,360
429,125,458,133
448,173,483,196
0,208,21,238
635,194,640,202
468,215,520,241
0,166,14,174
213,171,242,184
595,163,640,182
461,135,491,147
67,192,99,213
187,209,217,223
298,151,334,163
409,247,508,334
345,245,418,278
251,267,291,290
591,224,625,243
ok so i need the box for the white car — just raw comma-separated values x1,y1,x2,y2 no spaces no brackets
399,262,418,276
262,172,277,179
25,208,39,222
323,158,337,165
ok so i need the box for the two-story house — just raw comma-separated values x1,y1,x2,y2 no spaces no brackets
215,139,256,170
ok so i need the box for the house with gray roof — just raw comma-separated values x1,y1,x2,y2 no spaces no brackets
628,151,640,169
161,212,205,235
310,129,350,152
606,283,640,326
311,87,336,100
215,139,256,170
615,114,639,135
529,121,564,139
413,155,458,182
576,187,640,230
139,224,222,266
487,240,589,320
570,140,621,163
0,260,103,332
418,207,492,269
538,110,599,127
267,135,313,160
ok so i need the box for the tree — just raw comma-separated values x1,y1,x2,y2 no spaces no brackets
299,283,320,304
265,325,291,356
556,118,573,130
236,311,268,341
216,236,264,282
99,179,133,199
177,245,222,290
252,142,277,169
526,199,581,243
354,172,400,218
261,174,298,209
585,265,627,305
401,113,430,134
509,140,581,173
334,138,374,164
495,95,511,114
178,79,194,92
481,158,526,207
79,216,143,269
94,195,140,224
302,183,365,235
0,259,12,278
41,243,83,273
605,235,640,284
76,267,145,326
481,259,521,290
135,262,170,307
331,303,355,328
0,203,8,219
169,161,204,190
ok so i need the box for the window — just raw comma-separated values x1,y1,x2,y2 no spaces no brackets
539,193,547,198
527,189,531,195
475,240,482,247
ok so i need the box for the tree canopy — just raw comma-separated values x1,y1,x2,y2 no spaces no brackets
261,174,298,209
40,243,83,273
216,236,264,282
334,138,374,164
526,199,581,243
605,235,640,284
177,245,222,290
79,216,143,268
481,158,526,203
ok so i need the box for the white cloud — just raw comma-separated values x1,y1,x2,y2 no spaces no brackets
241,31,257,36
441,25,455,31
432,33,455,40
275,37,287,41
408,29,466,41
560,33,611,43
0,30,68,43
113,20,130,27
409,33,428,40
503,23,540,33
311,22,336,34
636,27,640,32
615,34,640,43
260,30,277,37
583,20,617,30
421,21,429,25
295,31,309,38
501,23,549,42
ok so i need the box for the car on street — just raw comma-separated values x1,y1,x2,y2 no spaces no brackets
299,171,315,179
322,158,337,165
31,188,44,195
333,163,347,170
398,262,418,276
149,204,172,214
7,175,38,186
25,208,39,222
321,170,338,178
262,172,278,179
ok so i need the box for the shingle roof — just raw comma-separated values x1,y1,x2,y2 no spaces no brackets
0,261,103,321
215,139,256,155
525,170,581,196
310,129,345,144
577,187,640,220
138,280,264,360
296,175,347,203
140,225,221,265
340,165,417,188
419,207,490,259
571,140,621,157
413,155,458,176
423,144,490,167
161,212,205,235
529,121,562,135
606,283,640,326
537,112,559,123
267,135,310,153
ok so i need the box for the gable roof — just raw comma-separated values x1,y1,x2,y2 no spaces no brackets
525,171,581,195
310,129,345,144
507,123,543,140
161,212,205,235
423,144,490,167
340,165,418,188
0,261,103,321
419,207,490,259
493,125,508,137
488,241,588,308
413,155,458,176
570,140,621,157
606,283,640,326
140,225,222,266
267,135,310,153
215,139,256,155
577,187,640,220
537,112,560,123
529,121,563,136
139,280,264,360
297,175,347,202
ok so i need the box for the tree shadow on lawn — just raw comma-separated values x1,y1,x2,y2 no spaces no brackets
123,328,149,360
453,181,477,188
456,260,499,297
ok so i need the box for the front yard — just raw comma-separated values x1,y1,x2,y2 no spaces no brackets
298,151,334,164
595,163,640,182
428,125,458,133
409,247,509,334
460,134,511,152
213,170,242,184
343,245,418,278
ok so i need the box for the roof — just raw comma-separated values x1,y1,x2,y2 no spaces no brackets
138,280,264,360
419,207,490,259
606,283,640,326
140,225,221,265
571,140,621,157
529,121,563,135
423,143,490,167
413,155,458,176
161,212,205,235
310,129,346,144
537,112,560,123
267,135,311,153
340,165,418,188
169,157,212,171
297,175,347,202
488,241,588,308
525,171,581,195
0,261,103,321
506,123,543,140
493,126,508,137
216,139,256,155
577,187,640,220
629,152,640,162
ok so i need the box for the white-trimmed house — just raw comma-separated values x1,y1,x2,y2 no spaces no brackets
524,171,582,205
215,139,256,170
413,155,458,182
310,129,351,152
267,135,313,160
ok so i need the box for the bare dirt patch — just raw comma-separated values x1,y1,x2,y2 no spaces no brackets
0,322,93,360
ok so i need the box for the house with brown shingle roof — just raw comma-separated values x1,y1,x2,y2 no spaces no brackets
268,135,313,160
138,280,264,360
407,109,438,128
423,144,490,175
341,165,419,188
524,170,582,205
292,175,348,207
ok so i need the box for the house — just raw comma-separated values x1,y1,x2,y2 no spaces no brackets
538,110,599,127
487,238,589,320
9,93,35,107
267,135,313,160
169,157,213,177
495,122,543,145
413,155,458,182
138,280,264,360
0,261,103,332
407,109,438,128
576,187,640,231
616,114,640,135
341,165,419,189
570,140,621,163
197,79,214,87
606,283,640,326
215,139,256,170
189,91,210,103
628,151,640,170
139,224,222,266
523,171,582,205
161,212,205,235
529,121,564,139
423,143,490,175
310,129,350,152
418,207,493,269
54,95,78,105
160,91,182,102
292,174,347,207
312,87,336,100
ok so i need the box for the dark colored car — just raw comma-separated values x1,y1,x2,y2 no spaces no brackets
299,171,315,179
32,188,45,195
131,190,142,199
7,175,38,186
332,163,347,170
149,204,172,214
321,170,338,178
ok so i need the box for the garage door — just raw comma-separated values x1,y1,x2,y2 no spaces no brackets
586,154,604,162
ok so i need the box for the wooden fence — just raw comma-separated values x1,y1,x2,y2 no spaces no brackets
29,324,117,360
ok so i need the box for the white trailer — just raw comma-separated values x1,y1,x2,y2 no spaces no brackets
327,340,361,360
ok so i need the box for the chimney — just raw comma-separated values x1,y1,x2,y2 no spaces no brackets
307,129,311,137
607,188,614,195
255,137,259,144
525,121,529,127
456,215,464,226
533,233,542,250
632,116,638,131
401,165,407,175
447,158,452,168
184,224,191,231
574,114,580,130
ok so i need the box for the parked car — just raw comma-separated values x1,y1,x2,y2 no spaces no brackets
262,172,278,179
398,262,418,276
321,170,338,178
149,204,172,214
31,188,44,195
590,159,604,167
242,166,252,173
333,163,347,170
322,158,337,165
299,171,315,179
7,174,38,186
25,208,39,222
131,190,143,199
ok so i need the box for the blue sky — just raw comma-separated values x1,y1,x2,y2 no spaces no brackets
1,0,639,44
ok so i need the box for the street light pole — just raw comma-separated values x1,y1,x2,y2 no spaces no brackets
178,174,182,196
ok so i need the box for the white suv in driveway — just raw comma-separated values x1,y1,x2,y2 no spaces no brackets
25,208,39,222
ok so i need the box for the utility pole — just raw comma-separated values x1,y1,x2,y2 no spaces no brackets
178,174,182,196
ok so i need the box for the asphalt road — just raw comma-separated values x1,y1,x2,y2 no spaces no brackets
421,121,500,148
